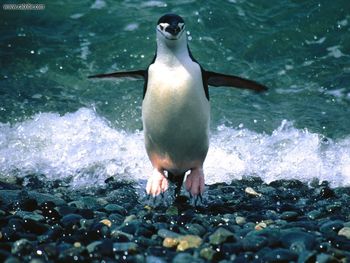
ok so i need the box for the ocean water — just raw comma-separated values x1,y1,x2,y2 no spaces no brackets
0,0,349,188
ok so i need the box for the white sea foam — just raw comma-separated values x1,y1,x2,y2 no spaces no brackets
90,0,106,9
0,108,349,188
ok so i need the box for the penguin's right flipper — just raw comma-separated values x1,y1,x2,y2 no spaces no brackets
88,70,146,80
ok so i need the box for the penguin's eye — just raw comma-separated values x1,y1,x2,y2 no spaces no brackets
159,25,164,30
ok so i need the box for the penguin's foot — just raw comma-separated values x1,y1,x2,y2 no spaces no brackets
146,169,169,196
185,168,205,196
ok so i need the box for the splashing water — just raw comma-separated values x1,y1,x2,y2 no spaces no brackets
1,108,349,188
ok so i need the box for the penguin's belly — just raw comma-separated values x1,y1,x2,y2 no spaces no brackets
142,62,210,173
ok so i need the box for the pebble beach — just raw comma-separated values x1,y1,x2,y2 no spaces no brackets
1,176,350,262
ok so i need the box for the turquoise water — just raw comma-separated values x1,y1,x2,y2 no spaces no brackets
1,1,349,187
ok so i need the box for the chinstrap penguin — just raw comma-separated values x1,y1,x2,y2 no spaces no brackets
89,14,267,198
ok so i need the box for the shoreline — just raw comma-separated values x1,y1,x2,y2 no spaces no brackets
0,176,350,262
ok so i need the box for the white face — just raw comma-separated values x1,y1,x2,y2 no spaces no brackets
157,22,185,41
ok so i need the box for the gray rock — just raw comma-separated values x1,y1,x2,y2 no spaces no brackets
235,216,246,225
184,223,206,236
209,227,235,245
14,211,45,222
338,227,350,239
113,242,138,252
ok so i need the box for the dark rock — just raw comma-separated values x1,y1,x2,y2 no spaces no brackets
38,225,63,242
280,211,299,221
79,208,94,219
134,236,161,248
280,231,316,250
158,229,180,239
39,201,61,222
110,230,133,242
183,223,206,236
0,190,22,208
315,253,339,263
254,228,281,247
113,242,138,253
104,203,127,215
145,255,166,263
19,198,38,211
136,225,154,238
4,256,21,263
221,242,243,254
57,245,87,262
297,250,317,263
318,186,335,199
319,220,344,236
242,234,268,252
60,213,83,228
11,238,33,256
96,238,114,257
28,191,65,206
325,203,342,213
177,210,195,226
108,213,124,225
87,222,110,239
263,248,298,262
269,179,304,189
22,218,49,235
0,250,12,262
307,210,323,220
172,252,204,263
8,218,25,232
119,221,141,235
1,226,19,241
14,211,44,222
56,205,77,216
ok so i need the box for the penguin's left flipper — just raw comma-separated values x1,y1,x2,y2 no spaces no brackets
88,70,146,80
205,71,268,92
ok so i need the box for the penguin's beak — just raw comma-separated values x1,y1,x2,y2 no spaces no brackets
165,25,181,36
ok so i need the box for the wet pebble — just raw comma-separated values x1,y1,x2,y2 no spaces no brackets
338,227,350,239
60,213,83,228
242,234,268,252
2,177,350,262
263,248,298,262
209,227,235,245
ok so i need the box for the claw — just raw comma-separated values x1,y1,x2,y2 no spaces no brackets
185,167,205,197
190,193,203,206
146,169,168,197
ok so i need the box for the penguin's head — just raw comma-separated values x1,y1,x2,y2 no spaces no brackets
157,14,185,42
